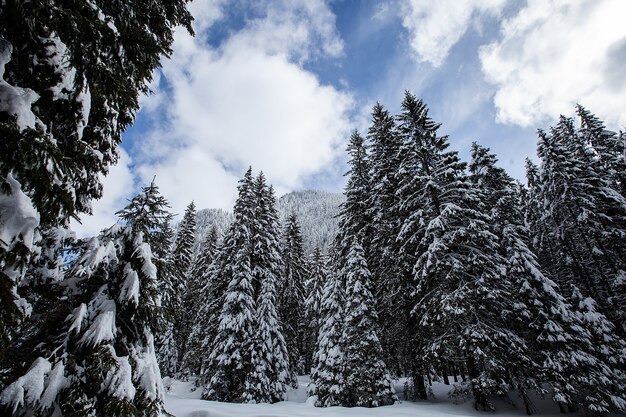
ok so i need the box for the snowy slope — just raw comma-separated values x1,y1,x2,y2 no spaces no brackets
191,190,342,255
164,376,566,417
277,190,343,254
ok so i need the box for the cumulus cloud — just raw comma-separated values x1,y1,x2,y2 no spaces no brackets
480,0,626,128
132,0,353,217
402,0,507,67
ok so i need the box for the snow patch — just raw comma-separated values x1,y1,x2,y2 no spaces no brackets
0,40,40,131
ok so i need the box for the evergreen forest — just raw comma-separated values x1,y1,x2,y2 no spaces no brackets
0,1,625,416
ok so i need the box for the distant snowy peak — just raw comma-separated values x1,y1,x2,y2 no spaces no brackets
192,190,343,255
277,190,343,254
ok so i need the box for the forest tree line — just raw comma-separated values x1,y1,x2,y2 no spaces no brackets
0,0,625,414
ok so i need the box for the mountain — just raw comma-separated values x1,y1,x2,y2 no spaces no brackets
276,190,343,254
191,190,343,255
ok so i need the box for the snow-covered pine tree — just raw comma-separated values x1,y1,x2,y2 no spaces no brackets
364,102,408,377
309,264,345,407
534,117,626,327
334,130,372,264
576,105,626,198
0,0,192,359
0,185,171,416
244,175,290,403
279,213,308,380
115,181,178,378
341,241,396,407
503,225,626,414
172,201,197,278
158,201,196,376
564,286,626,414
203,169,258,402
303,247,327,373
397,94,530,410
180,226,218,379
393,92,446,399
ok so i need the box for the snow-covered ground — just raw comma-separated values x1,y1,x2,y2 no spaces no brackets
164,376,568,417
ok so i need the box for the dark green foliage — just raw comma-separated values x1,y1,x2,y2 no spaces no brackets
0,185,169,416
279,214,308,380
532,115,626,328
303,247,327,373
180,226,218,379
341,241,396,407
158,201,197,377
0,0,192,358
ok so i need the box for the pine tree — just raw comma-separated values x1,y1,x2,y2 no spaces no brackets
158,201,196,376
0,185,170,416
279,214,308,380
0,0,192,359
335,130,371,262
180,226,218,379
394,93,531,410
309,266,345,407
303,247,327,373
244,176,290,403
364,102,408,377
534,116,626,327
394,92,448,399
203,169,257,402
576,105,626,198
172,202,197,277
342,241,396,407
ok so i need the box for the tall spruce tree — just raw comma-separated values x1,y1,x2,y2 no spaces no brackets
203,169,257,402
279,214,308,380
244,175,290,403
158,201,196,376
341,241,396,407
0,0,192,360
394,92,446,399
534,116,626,327
203,169,292,403
303,247,327,373
395,93,531,410
0,184,172,416
364,102,408,376
180,226,218,379
309,265,345,407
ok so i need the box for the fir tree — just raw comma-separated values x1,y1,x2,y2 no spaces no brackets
279,214,308,380
394,92,448,399
180,226,218,379
364,102,408,377
244,174,291,403
203,170,257,402
0,0,192,359
534,117,626,326
395,94,531,410
158,201,196,376
341,241,396,407
309,266,345,407
0,186,170,416
303,247,327,373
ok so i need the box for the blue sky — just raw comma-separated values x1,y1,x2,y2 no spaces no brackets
73,0,626,236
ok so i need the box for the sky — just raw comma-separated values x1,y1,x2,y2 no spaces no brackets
72,0,626,236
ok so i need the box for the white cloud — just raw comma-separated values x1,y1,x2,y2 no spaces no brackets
133,0,353,217
71,148,135,236
480,0,626,128
402,0,507,67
